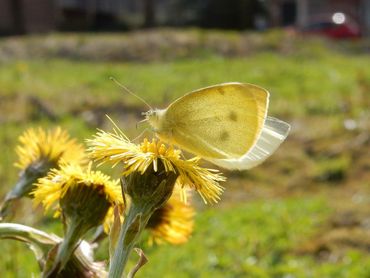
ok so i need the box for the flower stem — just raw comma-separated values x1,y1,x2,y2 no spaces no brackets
44,217,86,277
109,203,152,278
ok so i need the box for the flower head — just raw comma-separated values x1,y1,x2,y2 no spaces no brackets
15,127,86,171
32,163,123,233
1,127,86,220
88,127,223,278
33,163,122,274
146,187,194,245
87,129,225,204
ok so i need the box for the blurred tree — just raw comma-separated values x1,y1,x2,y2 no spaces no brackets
199,0,267,30
165,0,204,26
143,0,156,27
117,0,267,30
10,0,24,34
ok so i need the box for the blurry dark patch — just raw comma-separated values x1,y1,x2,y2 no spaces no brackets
218,88,225,95
229,111,237,121
220,131,229,141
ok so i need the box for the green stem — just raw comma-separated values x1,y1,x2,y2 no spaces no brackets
44,218,86,277
108,203,152,278
0,223,59,256
0,173,38,219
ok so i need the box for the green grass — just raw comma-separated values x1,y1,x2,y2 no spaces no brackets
0,51,369,117
4,197,367,278
138,197,370,278
137,197,332,278
0,30,369,277
5,196,369,278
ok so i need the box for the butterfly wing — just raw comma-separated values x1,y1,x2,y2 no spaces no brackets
208,116,290,170
156,83,269,161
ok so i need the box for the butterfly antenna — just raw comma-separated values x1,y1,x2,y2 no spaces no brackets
109,77,152,110
136,117,149,129
132,128,149,143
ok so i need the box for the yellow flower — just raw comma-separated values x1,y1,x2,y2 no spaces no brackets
147,187,194,245
33,163,123,274
33,163,123,233
15,127,86,170
1,127,87,219
87,129,225,204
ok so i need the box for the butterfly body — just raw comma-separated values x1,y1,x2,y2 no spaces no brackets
145,82,290,170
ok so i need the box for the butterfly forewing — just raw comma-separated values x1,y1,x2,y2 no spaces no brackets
159,83,269,159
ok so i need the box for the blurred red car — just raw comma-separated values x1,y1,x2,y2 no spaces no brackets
302,12,361,39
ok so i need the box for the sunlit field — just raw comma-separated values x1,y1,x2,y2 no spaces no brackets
0,29,369,277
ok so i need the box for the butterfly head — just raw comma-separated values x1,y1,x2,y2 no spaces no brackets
143,109,166,131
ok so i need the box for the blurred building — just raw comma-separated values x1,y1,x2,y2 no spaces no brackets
267,0,370,36
0,0,122,34
1,0,370,36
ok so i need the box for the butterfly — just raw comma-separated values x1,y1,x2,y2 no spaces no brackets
143,82,290,170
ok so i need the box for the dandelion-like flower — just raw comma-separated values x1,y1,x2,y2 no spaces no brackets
147,187,194,245
32,163,123,275
88,128,225,278
0,127,86,220
87,129,225,204
15,127,86,171
33,163,123,232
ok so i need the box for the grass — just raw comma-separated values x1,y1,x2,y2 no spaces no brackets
4,197,369,278
0,52,369,117
137,197,331,278
0,30,369,277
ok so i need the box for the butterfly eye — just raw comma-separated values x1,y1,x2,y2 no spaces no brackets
142,111,152,117
142,110,157,123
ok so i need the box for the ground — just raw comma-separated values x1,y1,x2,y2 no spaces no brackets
0,29,369,277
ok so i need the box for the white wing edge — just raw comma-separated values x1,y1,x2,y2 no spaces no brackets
208,116,291,170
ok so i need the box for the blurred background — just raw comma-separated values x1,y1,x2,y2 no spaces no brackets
0,0,369,37
0,0,370,277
